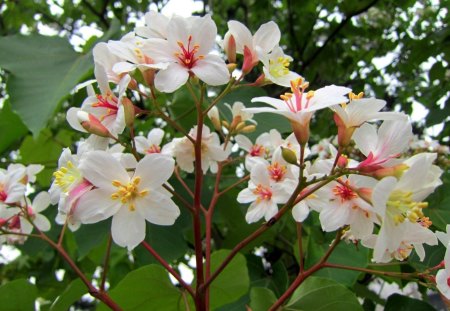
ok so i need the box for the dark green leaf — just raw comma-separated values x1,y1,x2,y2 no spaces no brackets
0,279,37,311
249,287,278,311
0,100,28,154
98,265,185,311
384,294,436,311
0,34,92,135
50,278,86,311
285,276,363,311
209,249,250,310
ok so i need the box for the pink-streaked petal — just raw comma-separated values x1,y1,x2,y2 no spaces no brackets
436,269,450,299
111,207,146,250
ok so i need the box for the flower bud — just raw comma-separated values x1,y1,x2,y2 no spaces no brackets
370,164,409,179
334,113,355,147
253,73,266,86
207,106,222,131
77,111,113,138
242,45,255,74
337,155,348,168
122,98,135,127
291,121,310,145
225,34,236,64
241,125,256,133
281,147,298,165
227,63,237,73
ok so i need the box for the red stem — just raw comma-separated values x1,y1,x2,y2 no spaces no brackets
141,241,195,298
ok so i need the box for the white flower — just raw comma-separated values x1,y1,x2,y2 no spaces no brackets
237,163,291,223
248,80,351,130
135,128,169,155
353,119,412,172
169,125,231,174
67,65,131,136
369,153,442,263
436,225,450,299
107,32,169,75
261,46,300,87
0,164,27,206
77,151,180,250
145,15,230,92
224,20,281,64
307,175,378,239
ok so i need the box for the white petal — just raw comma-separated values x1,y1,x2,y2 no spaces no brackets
136,192,180,225
237,188,256,203
372,177,397,217
111,207,146,250
245,201,266,224
227,21,253,54
76,189,121,224
191,55,230,86
34,214,51,231
32,192,51,213
292,201,310,222
154,63,189,93
136,154,175,189
253,21,281,54
79,151,130,191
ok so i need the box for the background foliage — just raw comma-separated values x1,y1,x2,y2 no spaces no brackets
0,0,448,310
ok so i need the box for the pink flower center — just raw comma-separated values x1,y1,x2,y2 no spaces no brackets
8,215,21,230
146,144,161,154
447,277,450,287
0,190,7,202
333,180,357,202
249,144,265,157
92,94,119,120
253,184,272,202
175,35,204,69
267,162,287,182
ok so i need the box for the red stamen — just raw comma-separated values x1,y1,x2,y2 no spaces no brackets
250,144,265,157
176,35,202,69
333,180,358,202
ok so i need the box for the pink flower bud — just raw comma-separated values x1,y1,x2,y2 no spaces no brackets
242,45,255,74
225,34,236,64
77,111,113,138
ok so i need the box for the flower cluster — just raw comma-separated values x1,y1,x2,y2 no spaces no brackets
2,10,447,305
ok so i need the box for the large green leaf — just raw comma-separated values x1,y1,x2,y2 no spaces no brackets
50,278,87,311
426,171,450,231
209,249,250,310
98,265,186,311
384,294,436,311
0,279,37,311
0,100,28,154
284,276,363,311
249,287,278,311
0,34,92,136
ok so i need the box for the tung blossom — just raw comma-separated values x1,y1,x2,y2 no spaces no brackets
248,79,351,144
169,125,231,174
145,15,230,92
76,151,180,250
237,163,291,223
353,119,412,172
369,153,442,263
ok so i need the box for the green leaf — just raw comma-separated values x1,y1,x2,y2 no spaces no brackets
0,34,92,136
74,220,110,259
285,276,363,311
50,278,86,311
304,233,369,286
0,100,28,154
209,249,250,310
0,279,37,311
98,265,185,311
426,171,450,231
249,287,278,311
384,294,436,311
